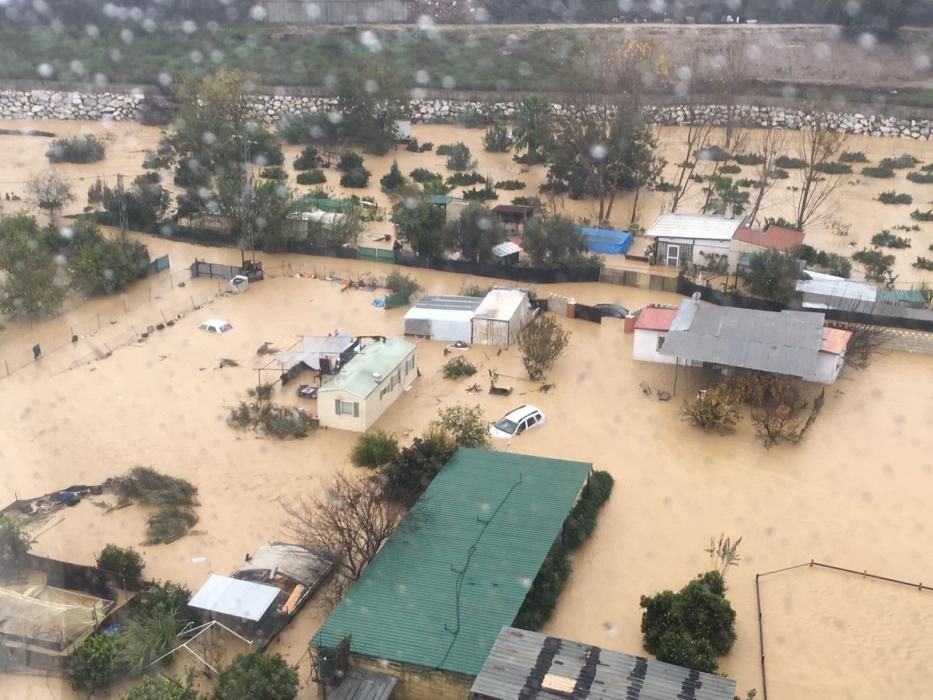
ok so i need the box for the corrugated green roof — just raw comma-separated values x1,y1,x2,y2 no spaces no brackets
426,194,454,205
877,288,926,303
313,448,592,677
317,338,415,398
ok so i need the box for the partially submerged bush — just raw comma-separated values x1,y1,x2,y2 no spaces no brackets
862,165,895,178
410,167,443,183
65,633,121,692
462,184,498,201
441,356,477,379
733,153,765,166
774,155,806,169
482,124,512,152
839,150,868,163
108,467,199,545
518,315,570,380
906,170,933,184
877,190,913,205
351,430,399,469
47,134,106,163
385,270,421,298
683,388,740,433
259,166,287,180
379,161,407,193
460,280,491,297
814,161,852,174
256,404,312,439
513,547,570,631
296,169,327,185
446,171,485,187
433,404,490,449
696,145,731,162
339,167,371,188
495,179,525,190
292,146,321,171
562,471,614,549
880,154,919,170
913,256,933,270
853,247,897,282
96,544,144,577
870,230,911,248
912,208,933,221
146,506,199,545
0,515,30,568
443,142,474,171
213,652,299,700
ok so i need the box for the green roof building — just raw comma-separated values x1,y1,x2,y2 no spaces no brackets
313,448,592,698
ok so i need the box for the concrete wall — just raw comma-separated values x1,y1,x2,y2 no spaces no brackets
351,655,474,700
633,329,678,365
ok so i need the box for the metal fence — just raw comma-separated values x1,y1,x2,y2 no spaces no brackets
600,266,680,293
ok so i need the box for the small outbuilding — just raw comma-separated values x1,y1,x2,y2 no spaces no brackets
644,213,741,268
403,296,482,343
493,204,536,235
471,288,533,346
491,241,522,265
632,306,679,364
317,337,417,431
577,226,634,255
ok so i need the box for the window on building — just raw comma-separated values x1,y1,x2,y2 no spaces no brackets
335,400,359,417
657,335,666,351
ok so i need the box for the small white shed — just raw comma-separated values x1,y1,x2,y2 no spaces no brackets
645,213,741,269
471,288,532,347
403,296,482,343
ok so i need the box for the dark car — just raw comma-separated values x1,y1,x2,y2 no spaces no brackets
595,303,630,319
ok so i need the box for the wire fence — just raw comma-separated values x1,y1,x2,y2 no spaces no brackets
0,269,226,380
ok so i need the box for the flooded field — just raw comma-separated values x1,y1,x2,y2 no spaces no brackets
0,119,932,699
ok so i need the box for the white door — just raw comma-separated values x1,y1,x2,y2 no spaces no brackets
665,243,680,266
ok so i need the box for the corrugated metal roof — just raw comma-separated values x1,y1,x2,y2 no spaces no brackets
634,307,677,332
877,288,927,303
470,627,736,700
328,669,397,700
275,334,355,372
411,295,484,312
313,448,592,677
474,289,529,321
659,300,829,380
644,213,740,241
235,542,334,588
427,195,454,205
189,575,279,622
492,242,522,257
317,338,415,398
795,271,878,304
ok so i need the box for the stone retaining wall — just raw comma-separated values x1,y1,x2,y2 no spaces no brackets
2,87,931,139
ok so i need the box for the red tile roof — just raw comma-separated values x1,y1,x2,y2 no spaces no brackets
635,307,678,332
732,225,805,252
820,327,853,355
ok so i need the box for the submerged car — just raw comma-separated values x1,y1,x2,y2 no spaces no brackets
490,405,546,439
198,319,233,334
595,303,630,319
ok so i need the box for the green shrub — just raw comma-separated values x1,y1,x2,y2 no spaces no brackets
458,108,488,128
911,208,933,221
47,134,106,163
462,185,498,201
296,169,326,185
877,190,913,205
256,405,311,439
512,196,534,205
880,154,919,169
769,168,789,179
96,544,144,577
870,230,911,248
379,161,407,192
410,167,443,183
736,178,760,188
562,471,614,549
862,165,895,178
213,653,299,700
339,167,371,188
733,153,765,166
914,257,933,270
852,248,897,282
351,430,399,469
118,605,183,676
494,179,525,190
906,170,933,184
840,151,868,163
336,151,364,172
229,401,253,428
763,216,798,230
69,233,151,296
696,145,730,162
719,164,741,174
381,436,457,505
146,506,199,545
482,124,512,152
433,404,490,449
513,547,571,630
814,161,852,174
441,356,477,379
446,171,485,187
418,141,434,152
443,142,473,170
134,582,195,622
385,270,421,297
109,467,199,545
791,245,852,278
683,388,740,432
775,155,806,169
292,146,321,170
405,139,420,152
65,633,122,692
259,166,287,180
122,676,202,700
518,315,570,380
0,516,30,568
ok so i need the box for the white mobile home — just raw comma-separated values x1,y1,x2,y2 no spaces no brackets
317,338,417,432
403,296,482,343
471,289,533,347
645,214,741,269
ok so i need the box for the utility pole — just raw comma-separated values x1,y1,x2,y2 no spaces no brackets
116,174,128,245
240,134,254,264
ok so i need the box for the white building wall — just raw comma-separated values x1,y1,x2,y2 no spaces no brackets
317,388,369,432
658,237,733,270
429,318,472,344
813,351,845,385
633,329,678,365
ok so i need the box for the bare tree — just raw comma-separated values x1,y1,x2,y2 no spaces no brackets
670,111,713,213
747,128,788,226
793,123,847,230
26,170,74,223
282,472,405,581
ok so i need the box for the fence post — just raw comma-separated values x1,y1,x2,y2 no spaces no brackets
97,314,101,330
149,286,152,302
191,296,196,310
123,298,127,314
170,271,174,289
4,360,8,376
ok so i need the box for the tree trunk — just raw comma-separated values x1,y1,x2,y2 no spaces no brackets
630,185,641,226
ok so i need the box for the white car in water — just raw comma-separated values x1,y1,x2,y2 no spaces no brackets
490,405,546,439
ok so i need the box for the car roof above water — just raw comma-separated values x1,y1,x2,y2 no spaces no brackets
504,405,541,421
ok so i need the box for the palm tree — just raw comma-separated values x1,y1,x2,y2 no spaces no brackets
512,96,552,164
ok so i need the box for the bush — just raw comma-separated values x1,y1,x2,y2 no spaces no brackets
562,471,614,549
640,571,736,673
462,185,498,201
296,169,327,185
69,233,151,296
878,190,913,204
292,146,321,170
736,178,760,188
906,170,933,184
852,247,897,282
718,164,741,174
446,171,485,187
870,230,911,248
123,676,202,700
683,388,740,432
256,404,312,439
733,153,765,166
118,605,184,676
443,142,474,171
814,161,852,174
418,141,434,152
0,516,30,568
862,165,895,178
339,167,371,188
744,249,799,302
109,467,199,545
912,208,933,221
434,404,490,449
380,161,407,192
229,401,253,428
146,505,199,545
696,145,731,162
96,544,144,577
775,155,806,169
458,107,488,128
840,151,869,163
259,166,287,180
381,436,456,505
213,653,299,700
914,257,933,270
512,196,534,206
351,430,399,469
513,547,571,630
494,179,525,190
410,167,443,183
65,633,122,692
518,315,570,380
441,356,477,379
769,168,790,179
134,582,195,622
385,270,421,298
47,134,106,163
482,124,512,152
880,154,920,169
336,151,364,172
763,216,799,230
278,111,334,145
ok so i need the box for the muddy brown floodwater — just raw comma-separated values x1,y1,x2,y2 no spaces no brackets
0,120,932,699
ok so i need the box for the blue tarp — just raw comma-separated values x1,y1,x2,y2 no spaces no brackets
578,227,634,255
